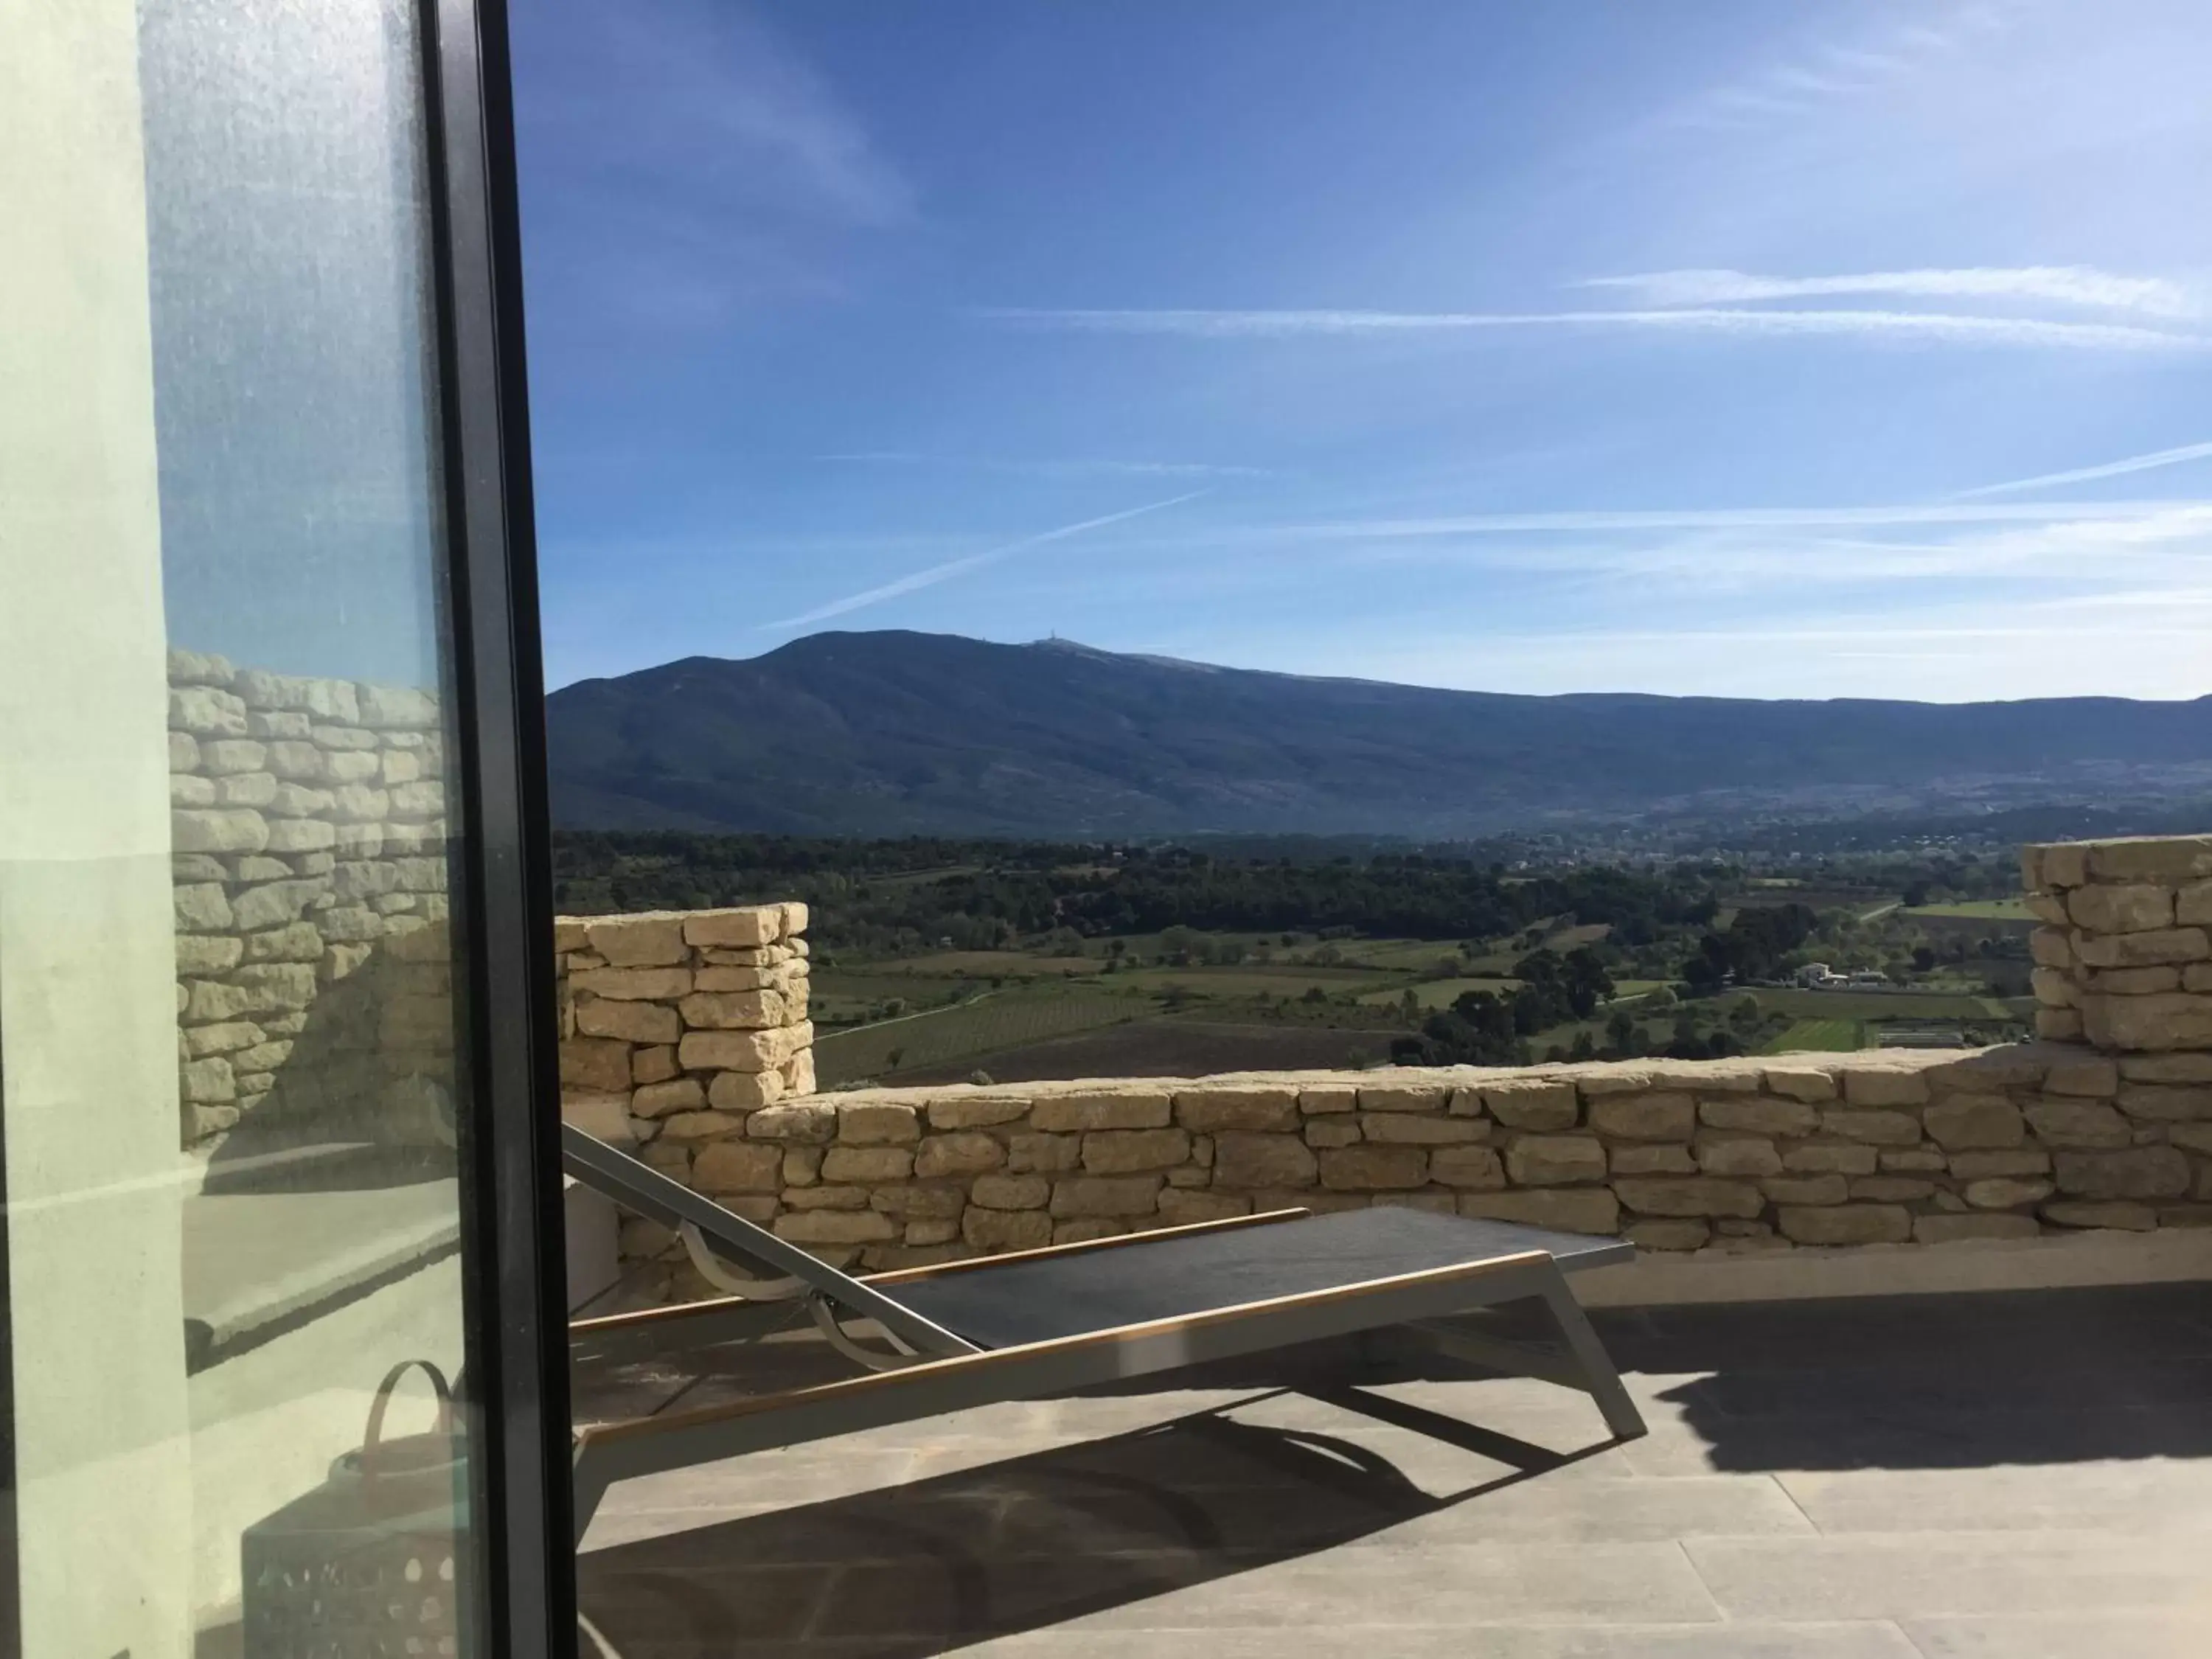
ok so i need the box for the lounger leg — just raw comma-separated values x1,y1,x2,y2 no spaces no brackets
1531,1276,1646,1441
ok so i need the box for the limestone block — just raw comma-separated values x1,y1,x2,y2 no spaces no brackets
170,686,248,736
584,915,688,967
692,964,788,993
914,1132,1004,1179
2023,1097,2132,1148
182,1021,262,1058
963,1208,1052,1251
1880,1148,1947,1173
2074,929,2210,970
2042,1200,2158,1231
2043,1056,2121,1096
1761,1174,1848,1206
1963,1177,2053,1209
2026,893,2069,924
174,882,232,933
1428,1145,1505,1189
2121,1053,2212,1083
1030,1091,1171,1132
746,1103,836,1144
322,750,381,782
1921,1095,2025,1150
1054,1221,1130,1245
709,1069,783,1111
1699,1097,1820,1136
168,647,236,686
838,1102,921,1144
179,1057,236,1103
2038,843,2089,888
1318,1145,1429,1191
821,1147,914,1183
1760,1064,1840,1103
693,1141,781,1194
1304,1119,1362,1149
1587,1093,1694,1141
1478,1079,1578,1127
783,1147,822,1187
1610,1144,1697,1175
356,683,438,728
263,818,336,854
170,732,204,773
577,998,681,1045
1846,1176,1930,1202
784,1184,870,1211
2028,928,2074,969
1915,1214,2040,1243
2116,1085,2212,1122
2082,991,2212,1050
1158,1189,1255,1225
631,1078,706,1119
1694,1134,1782,1178
1778,1204,1910,1245
1211,1131,1318,1189
1049,1175,1162,1218
1299,1085,1359,1115
902,1222,961,1248
681,908,784,948
1627,1220,1710,1253
968,1174,1049,1211
2067,883,2175,933
1613,1177,1764,1219
557,1094,633,1145
2188,964,2212,993
654,1109,749,1141
2030,967,2076,1009
678,1025,805,1074
230,963,316,1013
243,922,324,963
1504,1135,1607,1186
1357,1083,1450,1113
1082,1129,1191,1172
679,990,787,1030
775,1210,896,1245
173,808,269,854
316,906,383,944
1006,1133,1082,1175
2088,966,2183,995
1947,1149,2051,1178
2052,1147,2191,1200
170,773,215,807
869,1183,964,1221
2170,1124,2212,1156
2084,835,2212,885
2036,1009,2085,1042
175,936,246,975
1819,1109,1921,1147
1360,1113,1491,1144
1841,1069,1930,1107
388,782,444,821
1459,1189,1620,1234
1174,1087,1299,1133
926,1094,1031,1129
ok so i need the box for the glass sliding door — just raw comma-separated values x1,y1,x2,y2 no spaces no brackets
0,1,568,1653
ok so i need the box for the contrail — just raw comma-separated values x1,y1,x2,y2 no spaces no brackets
1952,439,2212,499
761,492,1206,630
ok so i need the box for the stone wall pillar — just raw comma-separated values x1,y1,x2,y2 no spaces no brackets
2023,836,2212,1059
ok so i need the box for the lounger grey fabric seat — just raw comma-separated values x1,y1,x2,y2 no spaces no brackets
563,1124,1644,1537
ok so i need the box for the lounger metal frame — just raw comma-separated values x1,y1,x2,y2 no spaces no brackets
563,1126,1645,1537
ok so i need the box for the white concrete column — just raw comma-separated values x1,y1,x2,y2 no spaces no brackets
0,2,196,1653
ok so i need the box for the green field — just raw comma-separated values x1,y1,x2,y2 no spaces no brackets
1903,898,2033,920
1756,988,2008,1020
1766,1018,1866,1053
1357,975,1523,1009
814,987,1138,1085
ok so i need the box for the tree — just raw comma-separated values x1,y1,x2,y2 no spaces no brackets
1562,945,1615,1017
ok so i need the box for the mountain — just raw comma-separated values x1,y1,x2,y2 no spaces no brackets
544,631,2212,838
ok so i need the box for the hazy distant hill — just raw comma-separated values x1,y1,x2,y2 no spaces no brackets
544,630,2212,837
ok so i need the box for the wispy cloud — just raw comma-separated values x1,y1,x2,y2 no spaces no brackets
978,306,2209,352
1952,439,2212,498
1229,499,2212,540
761,493,1206,630
1582,266,2201,318
817,453,1270,479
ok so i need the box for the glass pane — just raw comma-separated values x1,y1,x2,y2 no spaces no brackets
1,2,484,1653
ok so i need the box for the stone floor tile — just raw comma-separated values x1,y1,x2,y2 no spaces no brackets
1777,1460,2212,1535
1684,1531,2211,1620
1899,1610,2212,1658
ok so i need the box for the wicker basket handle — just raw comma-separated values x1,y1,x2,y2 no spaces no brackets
361,1359,455,1480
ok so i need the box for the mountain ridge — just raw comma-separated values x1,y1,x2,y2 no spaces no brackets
544,630,2212,837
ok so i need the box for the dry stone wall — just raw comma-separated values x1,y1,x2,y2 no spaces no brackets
597,1039,2212,1304
2024,835,2212,1051
168,649,456,1156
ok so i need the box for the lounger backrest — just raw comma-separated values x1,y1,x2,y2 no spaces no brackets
560,1124,975,1355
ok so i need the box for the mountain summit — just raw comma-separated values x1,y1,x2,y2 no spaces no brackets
545,630,2212,837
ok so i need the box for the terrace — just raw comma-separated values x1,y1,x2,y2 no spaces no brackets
560,833,2212,1656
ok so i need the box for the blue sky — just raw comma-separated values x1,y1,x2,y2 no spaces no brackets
513,0,2212,700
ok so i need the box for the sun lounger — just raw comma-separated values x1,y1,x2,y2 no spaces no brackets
562,1124,1644,1535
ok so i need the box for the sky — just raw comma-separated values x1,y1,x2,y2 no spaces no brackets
511,0,2212,701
